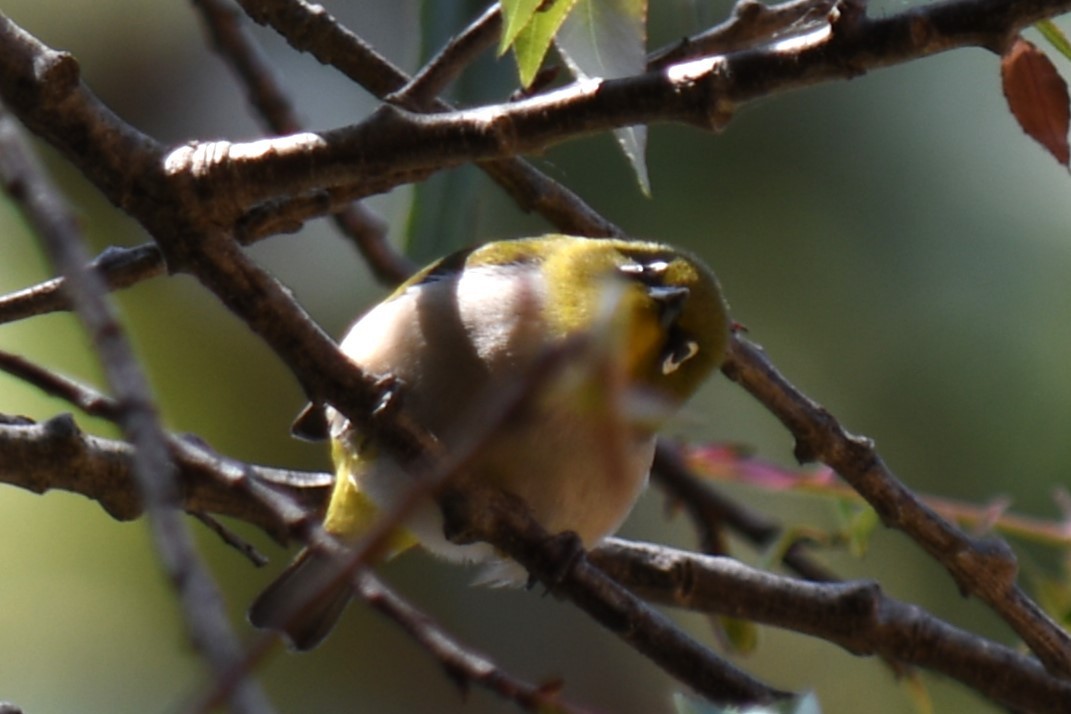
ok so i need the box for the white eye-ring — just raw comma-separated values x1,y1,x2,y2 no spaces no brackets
646,260,670,274
619,260,670,277
662,340,699,374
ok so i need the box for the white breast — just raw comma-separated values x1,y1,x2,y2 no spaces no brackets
331,262,652,584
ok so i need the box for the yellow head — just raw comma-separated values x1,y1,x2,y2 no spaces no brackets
461,235,730,407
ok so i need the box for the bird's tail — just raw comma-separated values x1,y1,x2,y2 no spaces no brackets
248,548,353,651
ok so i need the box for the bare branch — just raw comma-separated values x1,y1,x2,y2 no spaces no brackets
653,442,840,582
232,0,620,238
389,4,502,108
7,404,1071,713
723,334,1071,676
0,244,163,325
352,570,596,714
440,485,791,707
592,539,1071,714
648,0,837,69
3,0,1069,256
193,0,414,284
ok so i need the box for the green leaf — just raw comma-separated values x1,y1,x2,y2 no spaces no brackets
555,0,650,193
498,0,544,56
1036,19,1071,63
511,0,580,88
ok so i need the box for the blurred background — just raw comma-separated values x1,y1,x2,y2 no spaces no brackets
1,1,1070,712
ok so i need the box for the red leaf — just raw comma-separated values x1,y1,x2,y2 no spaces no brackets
1001,37,1071,168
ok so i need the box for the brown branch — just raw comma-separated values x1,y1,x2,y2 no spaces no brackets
389,4,502,108
8,405,1071,713
591,539,1071,714
647,0,837,69
193,0,414,284
722,334,1071,676
440,485,791,707
1,0,1068,256
352,570,595,714
0,413,328,535
108,0,1071,229
0,349,328,536
232,0,621,238
0,243,163,325
15,0,1057,324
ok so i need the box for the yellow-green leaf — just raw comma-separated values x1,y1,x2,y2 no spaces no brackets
512,0,580,88
498,0,544,56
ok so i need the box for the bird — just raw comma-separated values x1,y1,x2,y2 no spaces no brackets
249,234,730,650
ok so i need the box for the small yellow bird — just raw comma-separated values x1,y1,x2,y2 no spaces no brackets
249,235,730,649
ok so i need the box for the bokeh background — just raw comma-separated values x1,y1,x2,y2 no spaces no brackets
2,1,1070,712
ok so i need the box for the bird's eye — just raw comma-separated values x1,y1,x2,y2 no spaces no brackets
618,260,670,282
646,260,670,274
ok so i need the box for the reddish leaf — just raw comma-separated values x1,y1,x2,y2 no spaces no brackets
1001,37,1071,168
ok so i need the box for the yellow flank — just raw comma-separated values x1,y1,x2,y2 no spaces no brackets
325,439,419,558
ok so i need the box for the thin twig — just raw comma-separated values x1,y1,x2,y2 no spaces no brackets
353,570,595,714
0,244,164,325
0,350,329,535
653,441,839,582
388,4,503,108
193,0,414,284
191,511,270,567
0,349,122,420
647,0,837,69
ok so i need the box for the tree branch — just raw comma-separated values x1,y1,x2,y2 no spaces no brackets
723,334,1071,676
652,442,840,583
592,539,1071,714
8,0,1069,242
192,0,414,284
440,486,791,707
